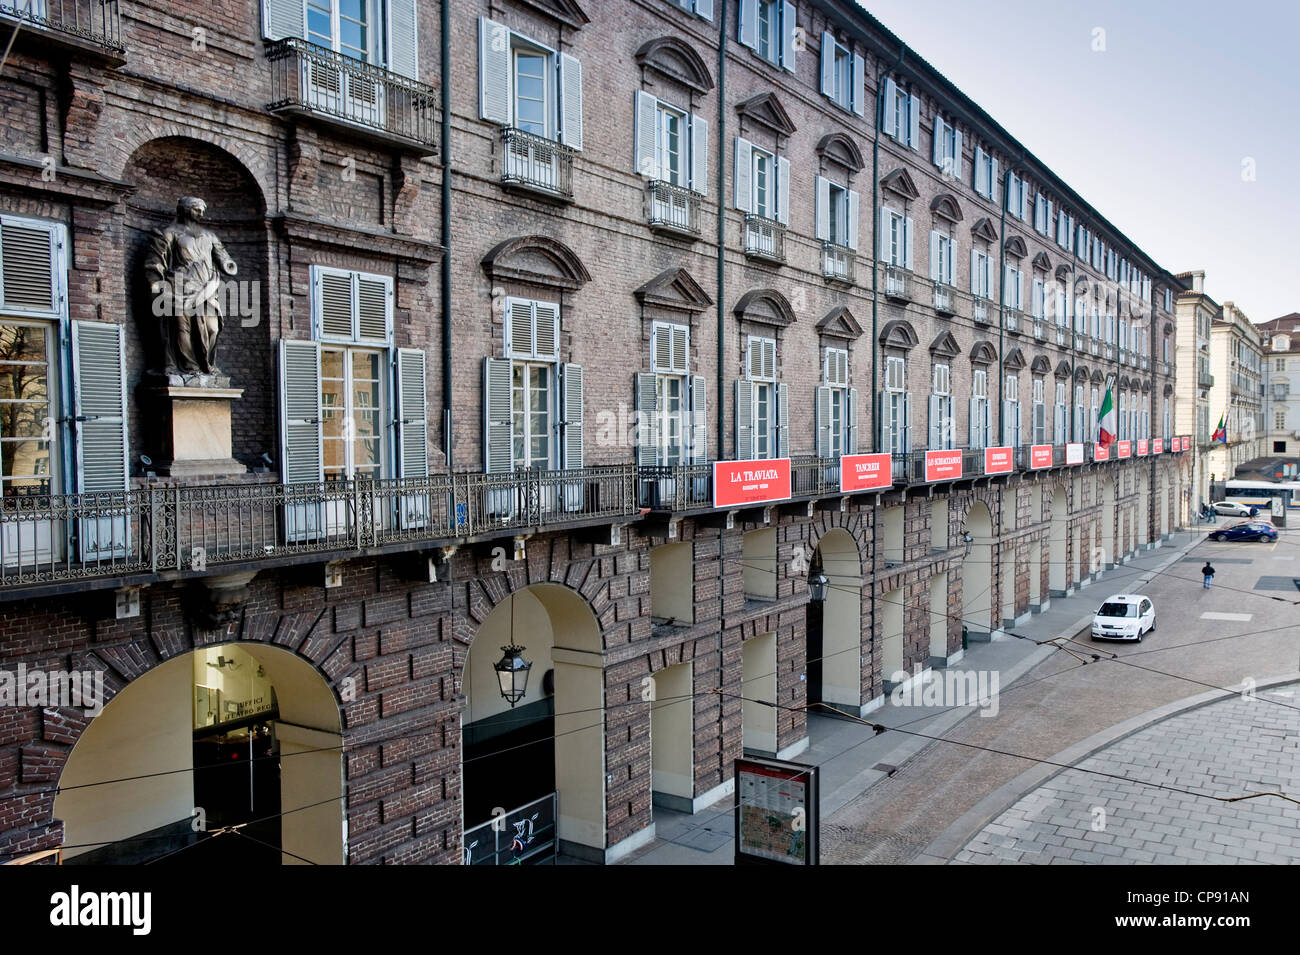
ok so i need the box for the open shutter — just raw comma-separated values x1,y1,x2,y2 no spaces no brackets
734,138,753,212
878,390,890,452
908,94,920,149
777,382,790,458
903,217,914,270
815,386,831,457
1003,400,1015,446
903,393,913,452
635,90,659,178
690,113,708,195
561,364,584,469
484,358,513,473
558,53,583,151
776,156,791,227
690,376,707,465
779,1,796,72
969,249,978,293
974,147,987,196
735,380,754,459
314,267,353,339
262,0,304,40
847,388,858,454
814,176,830,242
852,53,864,116
968,397,979,449
635,373,660,467
478,18,511,125
820,31,835,97
932,116,944,167
738,0,757,48
279,338,323,542
878,211,889,264
929,231,941,281
991,157,1000,206
395,348,428,479
846,190,859,250
882,78,898,137
386,0,418,79
928,394,942,449
72,322,128,559
953,129,963,180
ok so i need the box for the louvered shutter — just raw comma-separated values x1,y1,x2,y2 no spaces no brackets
652,323,670,372
968,397,980,449
882,78,898,137
356,274,392,344
846,189,859,250
991,157,999,205
533,301,560,360
903,217,914,269
970,249,979,294
672,325,688,372
779,1,796,72
635,373,660,467
734,138,753,212
558,53,583,150
929,394,942,450
505,298,533,358
816,386,831,457
561,364,584,469
762,338,776,379
852,53,865,116
690,113,708,195
777,382,790,458
394,348,429,529
278,339,322,541
738,0,757,48
0,217,63,316
386,0,418,79
930,231,941,281
820,31,835,97
847,388,858,453
478,18,511,125
71,322,128,558
1003,399,1015,446
878,211,889,264
315,268,353,339
484,357,512,473
814,176,830,242
635,91,659,178
776,156,791,227
974,147,987,196
879,390,891,452
690,376,707,465
735,380,754,459
262,0,304,40
908,94,920,149
932,116,943,166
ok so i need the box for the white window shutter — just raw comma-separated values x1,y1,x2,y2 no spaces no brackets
878,390,890,452
852,53,865,117
814,176,830,242
262,0,304,40
846,189,859,251
816,386,831,457
820,31,835,97
882,78,898,137
72,320,129,496
695,0,713,20
395,348,428,480
991,157,1000,205
558,53,583,150
635,90,659,179
932,116,943,166
690,113,708,196
478,18,511,125
974,147,987,196
735,380,754,459
903,217,914,270
944,239,955,285
484,357,513,473
690,376,707,464
903,392,912,452
0,216,64,317
776,155,791,227
734,137,753,212
984,256,993,298
970,249,978,294
908,94,920,148
533,301,560,359
847,388,858,453
278,338,323,485
878,210,889,264
635,373,660,467
777,382,790,458
929,394,942,449
738,0,758,48
929,230,941,281
385,0,418,79
779,1,796,72
561,363,584,469
762,338,776,379
314,266,353,339
356,273,392,343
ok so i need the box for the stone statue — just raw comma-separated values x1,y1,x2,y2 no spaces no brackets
145,196,238,377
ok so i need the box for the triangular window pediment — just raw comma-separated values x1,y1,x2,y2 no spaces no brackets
971,217,999,243
736,92,796,137
881,167,920,200
816,305,863,341
929,331,961,359
635,267,713,313
1032,252,1053,272
514,0,590,29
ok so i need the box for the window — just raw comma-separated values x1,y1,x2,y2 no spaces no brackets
1056,287,1068,327
816,347,856,458
321,346,385,480
1163,287,1172,311
881,209,913,268
1117,393,1126,441
636,323,705,470
740,0,795,71
1074,384,1085,441
1034,194,1052,235
970,367,990,449
666,0,714,18
931,115,962,178
1056,210,1074,252
1032,378,1046,444
929,362,953,449
734,139,789,226
881,355,910,453
736,336,785,460
1031,278,1046,320
1276,410,1287,430
1090,386,1099,440
1076,225,1089,262
815,177,858,249
635,92,708,195
820,33,863,114
882,78,920,149
1002,265,1023,310
1276,358,1287,371
1163,398,1171,440
929,231,955,285
1054,381,1067,442
973,147,998,201
306,0,370,60
970,249,992,299
478,19,583,148
1006,173,1028,221
265,0,419,78
1004,374,1021,447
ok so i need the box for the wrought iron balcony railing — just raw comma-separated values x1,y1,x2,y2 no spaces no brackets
1103,342,1114,361
1055,326,1068,347
1,0,123,57
1032,318,1046,340
933,283,954,315
884,266,911,301
1198,370,1214,388
1089,338,1100,357
822,243,854,283
638,463,713,511
1139,355,1150,371
1160,360,1172,376
646,180,700,236
0,468,638,592
744,214,785,262
499,126,575,200
1073,332,1086,352
1002,308,1021,334
972,298,989,324
266,38,437,153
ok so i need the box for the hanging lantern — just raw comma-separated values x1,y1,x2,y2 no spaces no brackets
809,573,829,602
494,644,532,706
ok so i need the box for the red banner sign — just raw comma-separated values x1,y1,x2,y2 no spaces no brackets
1137,439,1149,456
840,453,893,493
713,458,791,508
984,446,1014,474
1030,445,1053,469
1117,440,1131,458
1180,436,1189,451
1066,443,1084,465
1093,443,1110,462
1152,438,1163,454
924,449,963,482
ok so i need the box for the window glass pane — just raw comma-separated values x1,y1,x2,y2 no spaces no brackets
514,52,548,136
753,153,769,217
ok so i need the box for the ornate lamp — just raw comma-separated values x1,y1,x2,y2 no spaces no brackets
809,573,829,602
493,598,532,706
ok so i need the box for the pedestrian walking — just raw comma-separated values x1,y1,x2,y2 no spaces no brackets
1202,561,1216,589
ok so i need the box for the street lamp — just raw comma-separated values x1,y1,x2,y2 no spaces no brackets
493,597,532,706
809,573,829,602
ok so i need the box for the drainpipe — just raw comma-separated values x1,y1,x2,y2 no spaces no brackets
440,0,453,467
716,0,727,454
870,46,906,455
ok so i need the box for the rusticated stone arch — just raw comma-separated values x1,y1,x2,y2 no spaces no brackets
108,123,273,202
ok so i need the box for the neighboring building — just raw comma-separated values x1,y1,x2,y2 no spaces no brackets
1259,313,1300,456
0,0,1190,866
1174,270,1218,511
1205,302,1265,482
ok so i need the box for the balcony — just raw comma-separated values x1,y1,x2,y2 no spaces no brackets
1055,326,1068,347
933,283,955,315
822,243,855,284
884,266,912,302
1032,318,1046,340
1003,309,1022,334
1198,370,1214,389
498,126,575,201
744,214,785,263
266,38,438,154
1089,338,1100,357
0,468,637,595
1102,342,1114,361
645,180,700,237
972,298,990,325
1,0,124,62
1073,332,1086,352
1139,355,1150,371
1273,382,1291,399
1118,347,1129,365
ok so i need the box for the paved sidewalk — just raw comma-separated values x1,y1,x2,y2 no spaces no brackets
621,529,1207,864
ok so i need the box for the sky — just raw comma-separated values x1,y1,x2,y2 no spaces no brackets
858,0,1299,323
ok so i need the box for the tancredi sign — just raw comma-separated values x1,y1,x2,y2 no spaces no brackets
925,449,963,482
983,446,1013,474
1065,443,1084,465
1116,440,1131,458
840,453,892,493
1030,445,1052,469
713,458,791,508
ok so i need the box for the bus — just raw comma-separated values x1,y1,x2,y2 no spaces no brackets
1223,479,1300,523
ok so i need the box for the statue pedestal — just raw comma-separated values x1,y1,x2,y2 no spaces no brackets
147,382,247,479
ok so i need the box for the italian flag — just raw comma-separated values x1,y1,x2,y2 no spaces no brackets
1212,411,1227,443
1097,387,1117,448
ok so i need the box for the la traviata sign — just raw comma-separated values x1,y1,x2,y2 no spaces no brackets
1065,443,1084,465
925,449,963,482
983,446,1013,474
1030,445,1052,469
840,453,892,493
1137,438,1149,455
713,458,792,508
1117,440,1131,458
1152,438,1164,453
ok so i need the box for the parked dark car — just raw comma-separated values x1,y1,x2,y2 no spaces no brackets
1209,521,1278,543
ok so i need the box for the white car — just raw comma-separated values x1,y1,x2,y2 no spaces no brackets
1091,594,1156,642
1213,500,1255,517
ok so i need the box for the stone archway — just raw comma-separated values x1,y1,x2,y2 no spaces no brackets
1050,486,1069,594
963,501,994,639
807,527,863,715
